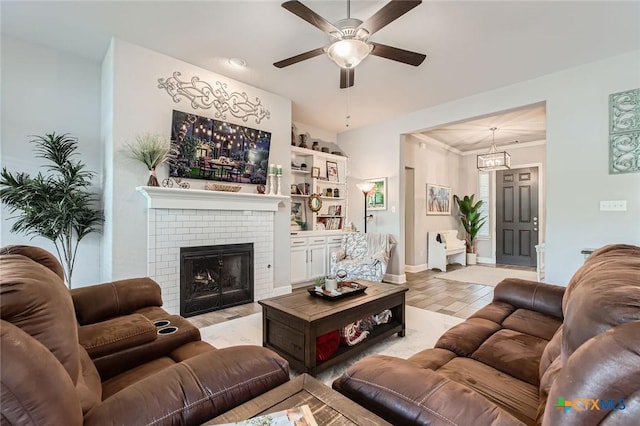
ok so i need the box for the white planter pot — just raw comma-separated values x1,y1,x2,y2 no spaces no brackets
466,253,477,265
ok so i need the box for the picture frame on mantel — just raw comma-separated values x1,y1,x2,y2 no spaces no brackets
426,183,451,215
365,177,387,210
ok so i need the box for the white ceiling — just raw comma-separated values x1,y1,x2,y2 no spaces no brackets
418,103,547,152
2,1,639,137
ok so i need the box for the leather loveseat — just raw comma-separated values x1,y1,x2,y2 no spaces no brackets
1,245,290,425
333,244,640,425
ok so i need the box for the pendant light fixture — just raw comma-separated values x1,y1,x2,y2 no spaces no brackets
477,127,511,171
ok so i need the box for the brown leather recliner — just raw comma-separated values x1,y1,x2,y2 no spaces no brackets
333,244,640,425
1,245,290,425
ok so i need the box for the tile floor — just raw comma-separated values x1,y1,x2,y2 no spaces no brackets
187,263,536,328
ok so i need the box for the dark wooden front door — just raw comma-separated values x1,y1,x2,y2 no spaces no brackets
496,167,539,266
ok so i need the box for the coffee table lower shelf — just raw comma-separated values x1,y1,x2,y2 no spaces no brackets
204,374,391,426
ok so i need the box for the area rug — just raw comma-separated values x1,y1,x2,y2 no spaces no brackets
437,265,537,287
198,306,463,386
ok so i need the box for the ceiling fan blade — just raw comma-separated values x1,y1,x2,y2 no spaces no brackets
340,68,355,89
274,47,326,68
370,42,426,66
360,0,422,36
282,1,340,34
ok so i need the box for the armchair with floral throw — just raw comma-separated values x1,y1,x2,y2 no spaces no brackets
330,233,396,282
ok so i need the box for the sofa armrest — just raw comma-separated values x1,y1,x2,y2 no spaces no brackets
83,346,290,426
1,321,84,426
493,278,565,319
543,321,640,426
78,313,157,358
71,277,163,324
333,355,525,426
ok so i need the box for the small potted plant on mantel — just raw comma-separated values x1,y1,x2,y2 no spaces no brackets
126,133,175,186
453,194,487,265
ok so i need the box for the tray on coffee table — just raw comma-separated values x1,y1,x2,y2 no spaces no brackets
307,282,367,300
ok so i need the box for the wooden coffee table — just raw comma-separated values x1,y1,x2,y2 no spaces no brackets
259,281,407,376
205,374,392,425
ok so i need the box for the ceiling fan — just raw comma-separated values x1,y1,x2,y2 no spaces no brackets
274,0,426,89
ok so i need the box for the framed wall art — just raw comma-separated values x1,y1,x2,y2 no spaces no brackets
426,183,451,215
609,88,640,174
365,177,387,210
326,161,339,181
311,166,320,178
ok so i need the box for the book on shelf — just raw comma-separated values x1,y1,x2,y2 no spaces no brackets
217,404,318,426
317,216,342,230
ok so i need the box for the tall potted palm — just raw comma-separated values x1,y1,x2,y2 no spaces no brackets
0,133,103,287
453,194,487,265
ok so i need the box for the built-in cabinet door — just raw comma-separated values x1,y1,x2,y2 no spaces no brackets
290,238,308,283
307,236,327,279
308,245,326,279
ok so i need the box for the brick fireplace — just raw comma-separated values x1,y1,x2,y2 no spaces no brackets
137,187,288,314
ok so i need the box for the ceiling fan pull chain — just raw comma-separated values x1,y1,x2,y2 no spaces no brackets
347,0,351,19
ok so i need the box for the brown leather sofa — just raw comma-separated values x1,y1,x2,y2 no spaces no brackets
1,245,290,425
333,244,640,425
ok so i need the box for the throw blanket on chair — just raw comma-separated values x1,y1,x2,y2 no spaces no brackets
367,233,395,265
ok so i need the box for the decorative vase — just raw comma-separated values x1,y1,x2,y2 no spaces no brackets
147,169,160,187
298,134,308,149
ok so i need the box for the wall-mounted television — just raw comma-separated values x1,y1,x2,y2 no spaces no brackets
169,110,271,185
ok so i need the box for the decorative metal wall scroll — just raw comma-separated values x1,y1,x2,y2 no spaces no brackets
609,88,640,174
157,72,271,124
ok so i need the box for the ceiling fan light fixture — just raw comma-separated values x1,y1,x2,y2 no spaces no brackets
327,39,371,69
477,127,511,171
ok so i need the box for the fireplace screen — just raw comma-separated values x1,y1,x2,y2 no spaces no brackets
180,243,253,317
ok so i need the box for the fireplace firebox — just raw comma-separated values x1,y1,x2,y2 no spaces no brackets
180,243,253,317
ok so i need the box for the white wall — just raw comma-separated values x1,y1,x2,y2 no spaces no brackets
102,39,292,290
338,50,640,284
1,36,103,287
292,121,337,147
404,135,461,268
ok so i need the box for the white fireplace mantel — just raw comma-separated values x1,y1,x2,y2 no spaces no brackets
136,186,289,211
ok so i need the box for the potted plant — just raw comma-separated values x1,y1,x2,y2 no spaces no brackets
0,133,103,287
126,133,175,186
453,194,487,265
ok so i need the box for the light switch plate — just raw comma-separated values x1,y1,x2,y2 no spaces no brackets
600,200,627,211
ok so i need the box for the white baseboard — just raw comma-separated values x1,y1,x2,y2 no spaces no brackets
404,264,428,273
383,273,406,284
477,257,495,264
